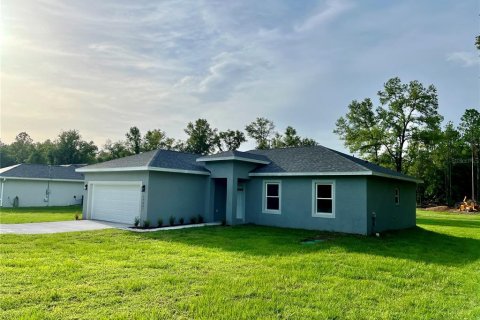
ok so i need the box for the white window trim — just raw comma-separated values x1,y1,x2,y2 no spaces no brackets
394,188,400,206
262,180,281,214
312,180,335,218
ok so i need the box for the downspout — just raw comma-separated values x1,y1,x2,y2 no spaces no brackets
0,178,5,207
46,165,52,206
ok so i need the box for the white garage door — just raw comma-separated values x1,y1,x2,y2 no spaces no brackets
90,183,142,224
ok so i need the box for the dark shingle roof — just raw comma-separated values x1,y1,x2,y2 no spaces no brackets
76,146,419,182
248,146,419,182
248,146,366,173
197,150,270,163
0,164,84,180
78,149,209,173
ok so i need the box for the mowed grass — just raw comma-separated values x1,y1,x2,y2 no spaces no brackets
0,206,81,224
0,211,479,319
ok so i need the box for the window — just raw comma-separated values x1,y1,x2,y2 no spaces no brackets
394,188,400,205
312,180,335,218
263,181,281,214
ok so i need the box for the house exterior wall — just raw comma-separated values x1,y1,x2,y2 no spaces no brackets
81,171,150,221
244,176,369,235
366,177,416,234
1,179,83,207
204,161,259,225
146,171,209,225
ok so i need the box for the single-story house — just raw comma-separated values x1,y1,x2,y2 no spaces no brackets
76,146,420,235
0,164,84,207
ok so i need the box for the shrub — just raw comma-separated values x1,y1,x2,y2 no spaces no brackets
134,216,140,227
143,220,150,228
221,219,226,226
179,217,184,225
74,213,80,220
157,218,163,227
169,216,175,226
197,215,204,224
190,216,197,224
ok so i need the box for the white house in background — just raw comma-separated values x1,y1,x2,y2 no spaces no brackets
0,164,85,207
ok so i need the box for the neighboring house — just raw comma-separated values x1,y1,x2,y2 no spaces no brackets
0,164,84,207
77,146,420,235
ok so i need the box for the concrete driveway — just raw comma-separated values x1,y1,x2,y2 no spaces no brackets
0,220,129,235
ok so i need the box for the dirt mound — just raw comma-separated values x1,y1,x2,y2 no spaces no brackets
424,206,450,212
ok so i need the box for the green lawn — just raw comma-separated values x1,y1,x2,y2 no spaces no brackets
0,210,479,319
0,206,82,224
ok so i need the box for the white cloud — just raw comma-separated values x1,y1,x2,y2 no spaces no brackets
0,0,477,154
294,0,353,33
446,51,480,67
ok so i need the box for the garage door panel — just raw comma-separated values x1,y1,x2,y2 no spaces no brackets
90,183,141,224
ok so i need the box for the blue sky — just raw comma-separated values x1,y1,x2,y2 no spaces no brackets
1,0,479,151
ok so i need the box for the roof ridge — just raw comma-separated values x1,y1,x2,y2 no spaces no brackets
146,149,162,167
247,145,319,152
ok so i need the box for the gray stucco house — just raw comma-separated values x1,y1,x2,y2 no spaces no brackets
76,146,420,235
0,164,84,207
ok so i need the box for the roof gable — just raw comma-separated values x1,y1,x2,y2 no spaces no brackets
196,150,270,164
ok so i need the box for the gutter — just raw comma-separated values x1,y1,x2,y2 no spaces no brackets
248,171,422,183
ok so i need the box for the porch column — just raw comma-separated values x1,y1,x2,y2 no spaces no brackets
225,176,238,225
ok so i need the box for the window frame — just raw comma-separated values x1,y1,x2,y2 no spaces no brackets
312,180,335,218
394,188,400,206
262,180,282,214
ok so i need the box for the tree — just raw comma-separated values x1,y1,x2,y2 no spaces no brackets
27,140,55,164
245,117,275,149
476,35,480,50
52,130,98,164
9,132,34,164
216,130,246,151
184,119,218,155
0,140,15,168
459,109,480,200
126,126,142,154
271,126,318,148
334,99,383,164
97,140,132,162
142,129,175,151
335,77,443,172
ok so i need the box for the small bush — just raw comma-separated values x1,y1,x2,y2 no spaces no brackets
198,215,204,224
134,216,140,227
221,219,226,226
169,216,175,226
143,220,150,228
157,218,163,227
179,217,184,225
74,213,80,220
190,216,197,224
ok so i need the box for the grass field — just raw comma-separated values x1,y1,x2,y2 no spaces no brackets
0,210,479,319
0,206,82,224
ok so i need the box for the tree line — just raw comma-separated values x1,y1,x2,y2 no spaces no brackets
1,75,478,206
0,118,317,167
334,76,479,205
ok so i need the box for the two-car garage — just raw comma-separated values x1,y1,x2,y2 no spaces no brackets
87,182,143,224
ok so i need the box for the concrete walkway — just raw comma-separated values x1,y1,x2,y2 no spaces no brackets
0,220,129,235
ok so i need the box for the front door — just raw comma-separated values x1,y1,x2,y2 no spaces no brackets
236,183,245,220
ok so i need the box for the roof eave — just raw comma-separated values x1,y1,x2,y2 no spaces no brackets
76,166,210,176
0,176,84,182
249,171,422,183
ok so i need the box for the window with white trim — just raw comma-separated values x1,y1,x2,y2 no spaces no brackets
312,180,335,218
394,188,400,205
263,181,281,214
